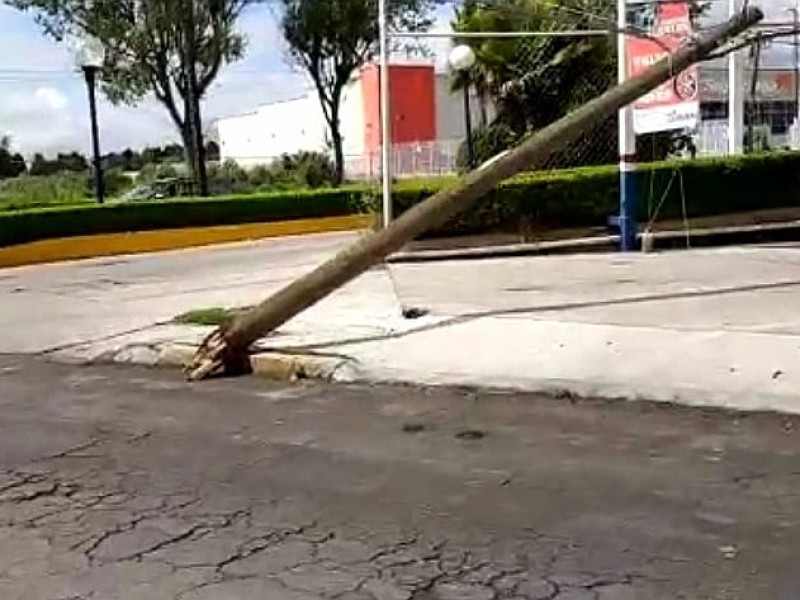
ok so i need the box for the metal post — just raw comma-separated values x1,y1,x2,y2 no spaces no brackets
378,0,392,228
728,0,745,154
792,5,799,122
83,66,105,205
463,85,475,168
618,0,638,252
746,33,762,153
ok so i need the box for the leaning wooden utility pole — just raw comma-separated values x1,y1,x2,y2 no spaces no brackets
187,6,763,381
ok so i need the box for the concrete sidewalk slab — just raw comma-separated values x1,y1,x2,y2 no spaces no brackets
0,231,397,354
4,235,800,413
324,317,800,413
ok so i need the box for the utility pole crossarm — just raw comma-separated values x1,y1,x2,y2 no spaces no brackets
187,6,765,382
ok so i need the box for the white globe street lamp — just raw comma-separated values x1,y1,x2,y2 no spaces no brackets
449,44,476,72
449,45,477,168
75,36,106,204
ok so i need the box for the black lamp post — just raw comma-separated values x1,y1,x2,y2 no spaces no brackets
77,37,106,204
449,45,477,169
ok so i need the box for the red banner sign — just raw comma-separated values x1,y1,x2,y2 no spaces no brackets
626,1,699,134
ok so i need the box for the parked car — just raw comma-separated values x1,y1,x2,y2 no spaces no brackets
117,178,195,202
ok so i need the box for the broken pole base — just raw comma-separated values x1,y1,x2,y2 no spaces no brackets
186,328,253,381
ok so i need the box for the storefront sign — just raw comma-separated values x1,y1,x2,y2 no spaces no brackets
626,2,699,134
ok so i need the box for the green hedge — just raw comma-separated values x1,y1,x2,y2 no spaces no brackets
3,151,800,248
392,151,800,236
0,187,365,248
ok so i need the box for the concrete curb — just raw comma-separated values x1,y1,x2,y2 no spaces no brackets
388,220,800,263
0,214,371,269
96,341,353,383
389,236,616,263
69,327,800,416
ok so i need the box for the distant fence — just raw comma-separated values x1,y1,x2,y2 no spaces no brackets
345,139,461,180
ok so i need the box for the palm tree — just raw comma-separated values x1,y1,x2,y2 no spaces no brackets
449,0,617,166
449,0,496,127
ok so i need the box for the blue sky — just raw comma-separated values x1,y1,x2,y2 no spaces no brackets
0,0,792,157
0,2,455,157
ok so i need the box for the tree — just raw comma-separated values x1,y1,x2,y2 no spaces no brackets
451,0,617,167
450,0,712,168
140,143,185,165
0,137,27,179
27,151,89,176
56,151,89,172
280,0,434,184
6,0,260,195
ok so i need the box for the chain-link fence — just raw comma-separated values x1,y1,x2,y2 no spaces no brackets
694,61,800,156
345,140,461,180
211,0,800,185
372,0,800,174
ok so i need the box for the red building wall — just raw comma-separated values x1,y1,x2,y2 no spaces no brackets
361,63,437,153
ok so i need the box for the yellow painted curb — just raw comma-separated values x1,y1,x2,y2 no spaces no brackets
153,343,344,382
0,214,372,269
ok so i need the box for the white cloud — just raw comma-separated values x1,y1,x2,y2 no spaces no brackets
3,0,796,157
0,2,465,157
0,4,314,157
35,87,68,110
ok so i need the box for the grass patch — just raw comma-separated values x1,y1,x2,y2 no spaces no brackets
174,306,250,327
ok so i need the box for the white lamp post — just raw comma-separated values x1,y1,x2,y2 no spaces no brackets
449,44,477,168
378,0,392,227
75,36,106,204
728,0,744,155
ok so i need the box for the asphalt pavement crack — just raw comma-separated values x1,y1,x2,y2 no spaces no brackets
75,515,146,564
369,536,420,564
24,490,121,527
213,520,318,574
121,523,216,563
0,472,47,495
3,354,800,599
35,439,103,462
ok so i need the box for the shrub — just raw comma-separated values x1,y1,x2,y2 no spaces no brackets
103,168,136,197
248,164,273,188
208,159,250,195
0,187,365,247
0,168,136,211
268,151,338,189
393,151,800,237
137,162,182,183
2,151,799,247
456,122,517,171
0,171,91,210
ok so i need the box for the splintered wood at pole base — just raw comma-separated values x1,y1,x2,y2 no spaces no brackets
185,6,764,382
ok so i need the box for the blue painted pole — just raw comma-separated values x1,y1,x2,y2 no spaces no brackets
617,0,639,252
619,156,639,251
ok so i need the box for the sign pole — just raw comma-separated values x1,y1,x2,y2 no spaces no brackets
728,0,745,154
378,0,393,228
618,0,639,252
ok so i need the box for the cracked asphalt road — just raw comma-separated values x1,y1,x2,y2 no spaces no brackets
2,356,800,599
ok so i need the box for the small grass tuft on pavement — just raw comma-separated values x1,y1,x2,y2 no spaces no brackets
174,306,250,327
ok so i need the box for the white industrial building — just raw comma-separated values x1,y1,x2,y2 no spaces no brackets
215,62,486,178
